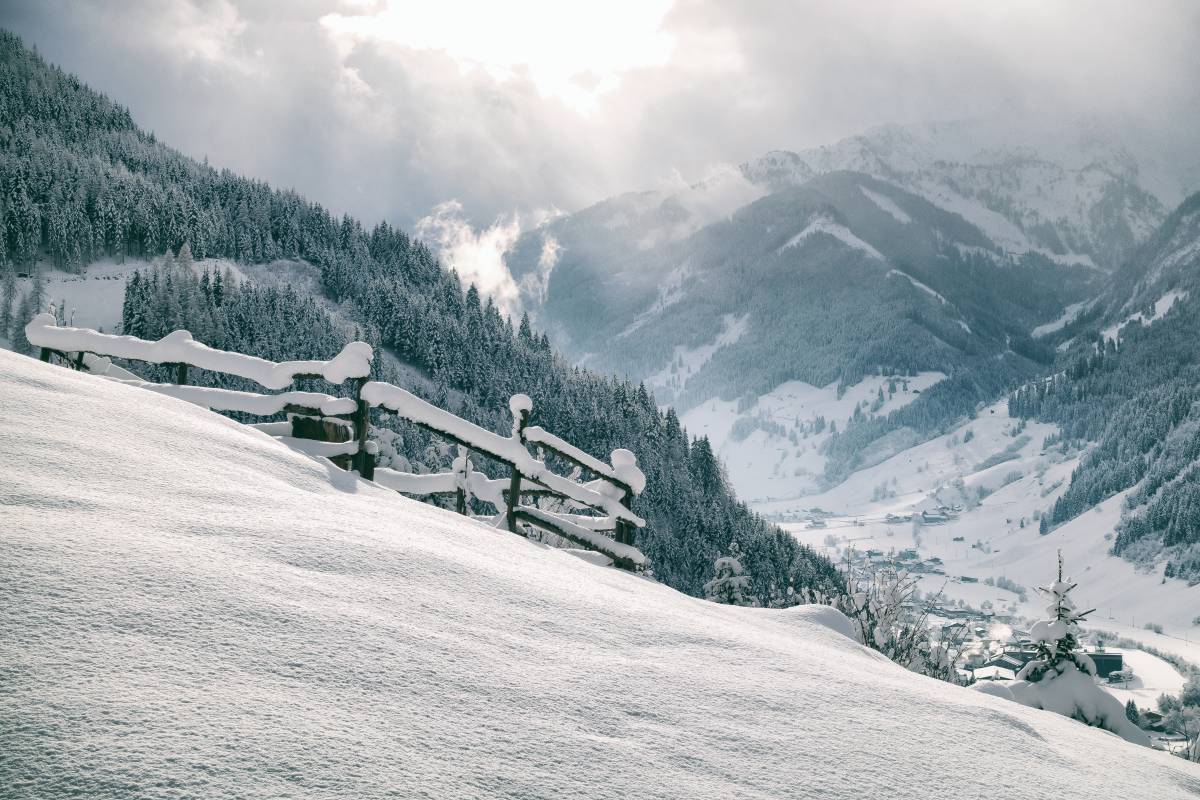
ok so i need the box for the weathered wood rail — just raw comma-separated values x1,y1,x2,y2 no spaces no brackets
25,313,648,571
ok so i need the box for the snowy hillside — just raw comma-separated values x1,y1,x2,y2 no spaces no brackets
683,371,945,501
4,351,1200,798
763,399,1200,655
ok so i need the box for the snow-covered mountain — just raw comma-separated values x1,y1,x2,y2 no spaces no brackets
505,118,1199,507
742,118,1183,269
4,349,1200,798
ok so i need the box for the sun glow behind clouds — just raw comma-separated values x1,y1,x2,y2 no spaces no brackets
319,0,676,113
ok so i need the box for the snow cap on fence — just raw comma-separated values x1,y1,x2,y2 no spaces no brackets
509,393,532,418
25,314,374,389
610,448,646,495
452,447,470,478
322,341,374,385
107,380,358,417
510,394,532,438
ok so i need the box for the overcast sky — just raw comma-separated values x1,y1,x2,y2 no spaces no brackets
4,0,1199,232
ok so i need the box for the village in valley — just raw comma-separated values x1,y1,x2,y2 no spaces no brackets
792,509,1198,755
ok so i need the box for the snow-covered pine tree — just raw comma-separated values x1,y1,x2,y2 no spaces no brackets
176,241,194,273
1018,550,1095,682
29,268,45,315
0,270,15,339
998,551,1149,745
10,290,33,354
704,542,755,607
1125,699,1140,725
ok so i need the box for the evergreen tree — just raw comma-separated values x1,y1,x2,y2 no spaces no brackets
1017,551,1095,682
703,542,755,606
0,270,15,339
30,268,45,316
1005,551,1148,745
10,290,33,354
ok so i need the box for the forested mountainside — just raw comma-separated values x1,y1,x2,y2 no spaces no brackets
518,171,1091,402
510,167,1097,488
1010,193,1200,583
0,31,841,600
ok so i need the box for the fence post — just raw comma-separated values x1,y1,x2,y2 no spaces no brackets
352,377,375,480
455,447,470,515
39,347,51,362
176,363,188,386
616,491,635,546
505,396,531,534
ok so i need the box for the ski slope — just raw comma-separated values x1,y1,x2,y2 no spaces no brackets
3,351,1199,798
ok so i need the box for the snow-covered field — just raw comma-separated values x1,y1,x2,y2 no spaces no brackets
1102,648,1188,710
4,351,1200,797
767,400,1200,648
21,258,152,333
1101,289,1188,343
684,371,944,501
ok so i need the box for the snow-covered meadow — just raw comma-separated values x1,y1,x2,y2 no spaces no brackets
4,351,1200,797
767,398,1200,659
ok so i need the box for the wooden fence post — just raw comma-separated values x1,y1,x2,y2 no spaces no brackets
351,377,374,480
616,492,635,546
454,447,470,515
505,399,531,534
39,347,51,363
176,363,188,386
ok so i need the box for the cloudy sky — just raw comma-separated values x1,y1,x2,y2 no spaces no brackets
4,0,1199,233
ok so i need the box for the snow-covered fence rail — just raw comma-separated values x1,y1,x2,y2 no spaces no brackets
24,313,376,474
25,314,649,571
361,382,648,571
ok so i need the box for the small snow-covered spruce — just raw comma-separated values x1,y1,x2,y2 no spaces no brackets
1018,551,1096,682
998,551,1149,746
704,542,756,607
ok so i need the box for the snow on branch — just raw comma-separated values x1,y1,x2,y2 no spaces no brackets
103,378,357,417
25,313,372,389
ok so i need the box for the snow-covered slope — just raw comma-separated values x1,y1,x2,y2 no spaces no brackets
4,352,1200,798
768,400,1200,651
683,371,945,501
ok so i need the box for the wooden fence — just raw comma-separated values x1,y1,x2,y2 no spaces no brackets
25,313,647,571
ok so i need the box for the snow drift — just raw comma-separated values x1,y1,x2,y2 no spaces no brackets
2,350,1199,799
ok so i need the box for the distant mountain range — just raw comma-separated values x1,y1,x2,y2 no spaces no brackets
505,119,1200,501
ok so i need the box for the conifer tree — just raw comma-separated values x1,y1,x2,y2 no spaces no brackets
0,270,15,339
1017,550,1095,682
10,291,33,354
704,542,755,606
1004,551,1149,745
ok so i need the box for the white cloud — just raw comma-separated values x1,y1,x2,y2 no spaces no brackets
5,0,1198,232
319,0,676,113
517,232,561,308
415,201,525,317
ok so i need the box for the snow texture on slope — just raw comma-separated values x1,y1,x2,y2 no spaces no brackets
2,351,1199,799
